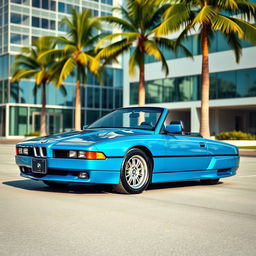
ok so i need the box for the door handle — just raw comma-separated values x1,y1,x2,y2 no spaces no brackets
199,143,206,147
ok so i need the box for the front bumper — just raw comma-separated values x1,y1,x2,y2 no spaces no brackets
16,155,122,185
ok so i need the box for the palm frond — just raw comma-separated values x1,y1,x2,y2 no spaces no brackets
211,14,244,37
11,69,38,82
37,48,67,63
96,39,133,59
155,5,192,36
192,5,218,26
77,52,94,66
97,16,137,32
35,70,46,85
223,32,242,63
215,0,239,10
143,40,169,76
56,57,76,87
231,18,256,44
112,6,137,29
95,32,139,50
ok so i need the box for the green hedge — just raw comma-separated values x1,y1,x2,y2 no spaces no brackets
216,131,256,140
24,131,41,137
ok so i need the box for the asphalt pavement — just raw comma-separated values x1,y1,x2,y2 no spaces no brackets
0,144,255,256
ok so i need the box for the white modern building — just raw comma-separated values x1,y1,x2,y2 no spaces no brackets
0,0,123,138
1,0,256,138
123,30,256,136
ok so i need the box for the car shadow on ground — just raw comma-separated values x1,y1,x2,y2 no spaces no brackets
2,179,223,194
147,180,223,191
2,180,112,194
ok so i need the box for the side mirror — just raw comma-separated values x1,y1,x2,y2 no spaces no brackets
83,125,88,130
165,124,182,134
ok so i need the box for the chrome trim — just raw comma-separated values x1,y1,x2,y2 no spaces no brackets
33,147,38,157
39,147,44,157
18,164,32,168
32,147,47,158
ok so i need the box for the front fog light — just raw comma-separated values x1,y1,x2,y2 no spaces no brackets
78,151,86,158
78,172,89,179
23,148,28,155
69,150,77,158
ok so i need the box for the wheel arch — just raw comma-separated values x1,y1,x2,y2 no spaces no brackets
127,145,154,172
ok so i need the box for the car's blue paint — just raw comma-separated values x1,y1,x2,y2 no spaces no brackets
15,107,239,186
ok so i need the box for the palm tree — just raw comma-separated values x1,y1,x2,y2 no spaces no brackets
11,37,64,136
156,0,256,138
95,0,192,106
39,9,102,131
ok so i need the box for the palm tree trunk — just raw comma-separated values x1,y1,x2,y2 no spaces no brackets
200,24,210,138
138,64,145,106
40,82,47,136
75,79,81,131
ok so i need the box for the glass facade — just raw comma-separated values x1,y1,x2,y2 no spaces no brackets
0,0,123,136
145,32,254,64
130,68,256,104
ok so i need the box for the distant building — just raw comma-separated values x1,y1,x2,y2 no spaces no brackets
124,27,256,136
0,0,123,138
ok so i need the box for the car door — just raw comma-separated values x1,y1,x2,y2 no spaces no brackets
161,134,211,172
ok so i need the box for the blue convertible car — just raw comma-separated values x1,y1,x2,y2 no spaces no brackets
16,107,239,194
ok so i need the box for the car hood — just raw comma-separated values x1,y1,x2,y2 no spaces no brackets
18,129,152,148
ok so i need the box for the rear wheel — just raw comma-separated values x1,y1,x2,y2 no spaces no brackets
43,180,69,188
113,148,152,194
200,178,220,185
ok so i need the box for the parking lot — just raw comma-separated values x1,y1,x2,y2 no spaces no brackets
0,144,255,256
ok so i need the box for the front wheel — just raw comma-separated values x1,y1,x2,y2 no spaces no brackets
113,149,152,194
200,178,220,185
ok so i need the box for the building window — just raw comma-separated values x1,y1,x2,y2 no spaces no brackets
58,2,79,14
32,17,40,27
101,11,112,16
11,13,21,24
130,68,256,104
11,33,22,44
58,2,65,13
42,18,49,29
11,0,29,5
32,0,56,11
101,0,113,5
32,17,55,30
32,0,40,8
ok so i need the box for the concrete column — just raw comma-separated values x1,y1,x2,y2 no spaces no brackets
210,109,219,135
191,107,200,132
122,52,130,107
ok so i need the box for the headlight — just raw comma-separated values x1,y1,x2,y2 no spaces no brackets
18,148,23,155
78,151,86,158
69,150,77,158
23,148,29,155
67,150,106,160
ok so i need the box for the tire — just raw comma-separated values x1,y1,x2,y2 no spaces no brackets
113,148,152,194
200,178,220,185
43,180,69,188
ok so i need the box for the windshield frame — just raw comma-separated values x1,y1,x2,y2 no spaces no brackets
87,107,165,131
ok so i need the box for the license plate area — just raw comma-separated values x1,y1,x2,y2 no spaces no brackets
32,158,47,174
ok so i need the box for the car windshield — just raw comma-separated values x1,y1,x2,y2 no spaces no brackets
88,107,163,130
